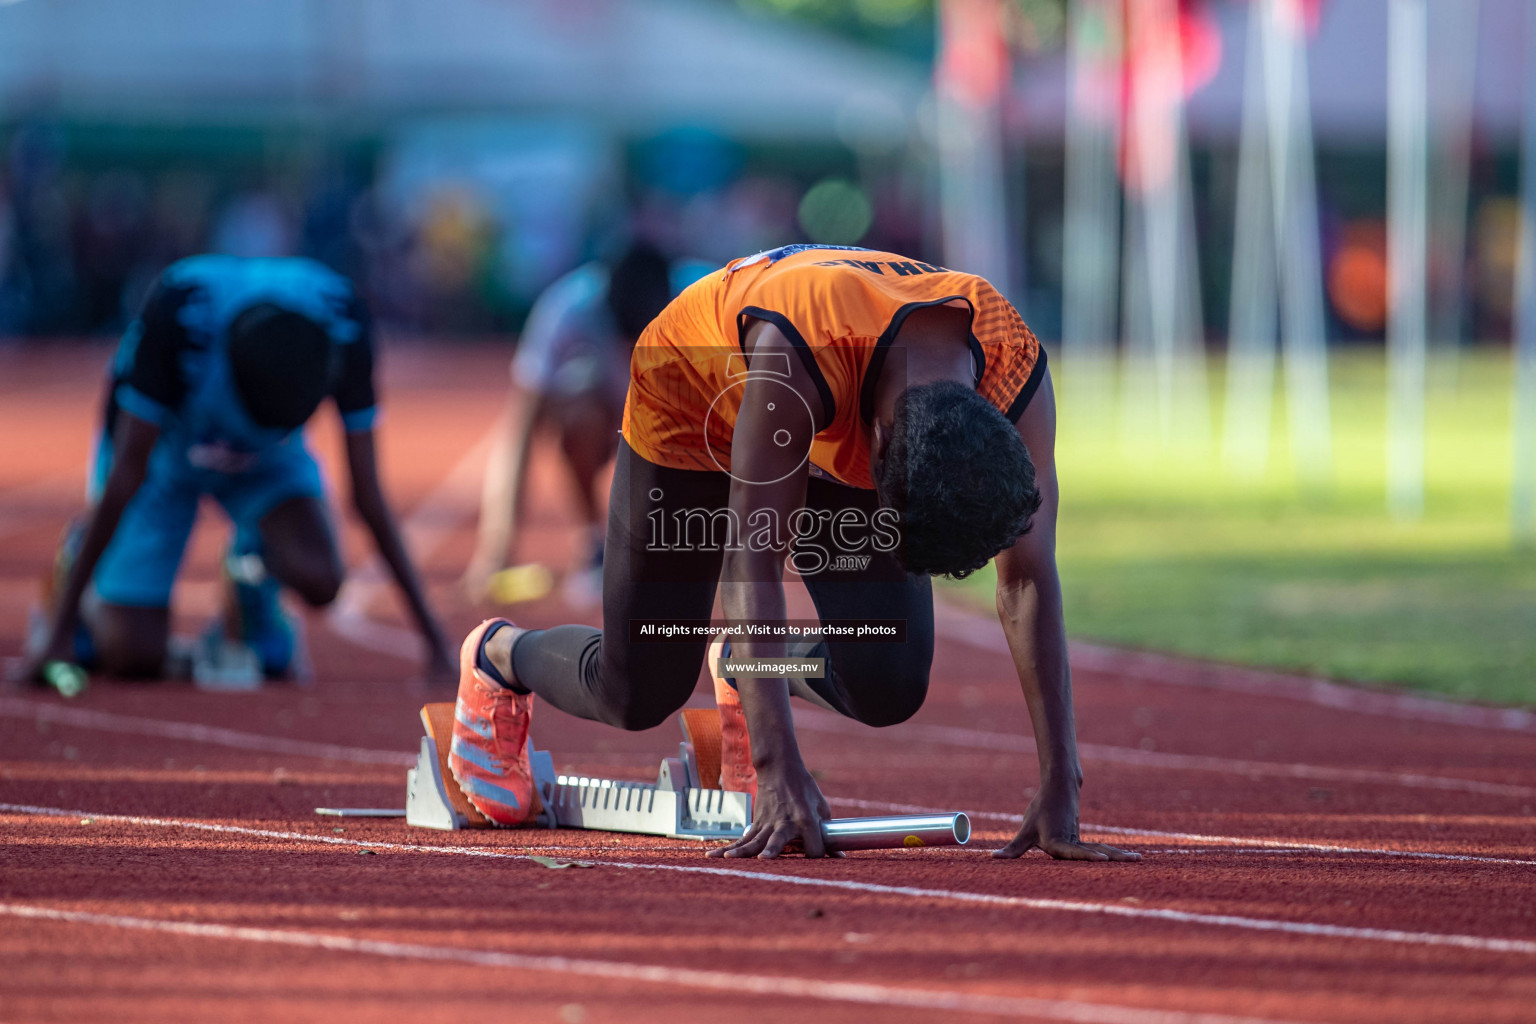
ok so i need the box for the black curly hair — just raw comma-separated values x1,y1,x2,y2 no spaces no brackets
228,303,334,431
606,241,673,342
872,380,1040,578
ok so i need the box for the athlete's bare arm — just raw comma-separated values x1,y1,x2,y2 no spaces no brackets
462,384,545,597
710,319,833,860
9,409,159,683
344,428,454,683
990,369,1138,861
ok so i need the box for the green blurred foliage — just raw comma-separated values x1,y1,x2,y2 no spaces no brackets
797,177,874,243
948,350,1536,705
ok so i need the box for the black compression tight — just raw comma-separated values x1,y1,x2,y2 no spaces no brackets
507,440,934,731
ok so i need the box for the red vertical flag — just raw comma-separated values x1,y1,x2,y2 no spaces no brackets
936,0,1011,107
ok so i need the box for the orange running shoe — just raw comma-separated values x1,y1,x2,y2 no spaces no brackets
707,633,757,798
447,618,541,826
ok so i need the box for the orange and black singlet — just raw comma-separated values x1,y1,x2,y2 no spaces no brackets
620,245,1045,490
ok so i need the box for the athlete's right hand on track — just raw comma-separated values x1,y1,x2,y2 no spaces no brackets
710,760,835,859
992,778,1141,861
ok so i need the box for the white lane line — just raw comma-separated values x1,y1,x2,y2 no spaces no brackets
1071,747,1536,799
7,698,1533,867
796,710,1536,800
932,599,1536,735
1082,824,1536,866
4,802,1535,957
0,903,1306,1024
829,798,1536,868
1137,850,1302,856
326,428,495,661
0,698,415,767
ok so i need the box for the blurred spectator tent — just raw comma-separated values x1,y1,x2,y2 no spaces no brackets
0,0,925,135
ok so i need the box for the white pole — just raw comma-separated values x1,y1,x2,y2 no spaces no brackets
935,0,1011,293
1223,0,1279,476
1427,0,1480,376
1125,0,1201,444
1387,0,1428,521
1174,93,1212,446
1118,179,1156,445
1118,4,1157,449
1061,0,1123,434
1269,0,1332,486
1510,4,1536,542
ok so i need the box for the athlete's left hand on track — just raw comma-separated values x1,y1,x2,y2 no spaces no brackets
992,778,1141,861
709,760,840,860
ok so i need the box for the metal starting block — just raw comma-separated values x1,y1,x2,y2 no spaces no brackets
401,702,971,852
405,703,752,839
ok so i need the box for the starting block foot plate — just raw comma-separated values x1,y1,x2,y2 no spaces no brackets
678,708,722,791
408,703,490,830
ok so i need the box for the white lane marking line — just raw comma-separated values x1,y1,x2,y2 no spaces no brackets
0,698,414,767
1137,850,1312,856
7,698,1532,867
326,428,495,661
932,599,1536,735
796,710,1536,799
5,802,1535,957
0,903,1307,1024
829,798,1536,868
1082,824,1536,866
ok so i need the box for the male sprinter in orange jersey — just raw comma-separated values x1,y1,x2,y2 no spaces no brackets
448,243,1138,862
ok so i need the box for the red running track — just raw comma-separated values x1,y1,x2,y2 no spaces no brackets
2,341,1534,1023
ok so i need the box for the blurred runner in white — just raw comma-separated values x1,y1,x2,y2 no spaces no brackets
463,241,712,606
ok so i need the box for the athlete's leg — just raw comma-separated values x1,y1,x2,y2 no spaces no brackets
496,440,730,731
89,468,201,678
216,440,342,608
788,476,934,726
553,390,619,537
92,605,172,678
552,390,620,603
255,497,344,607
209,442,337,677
